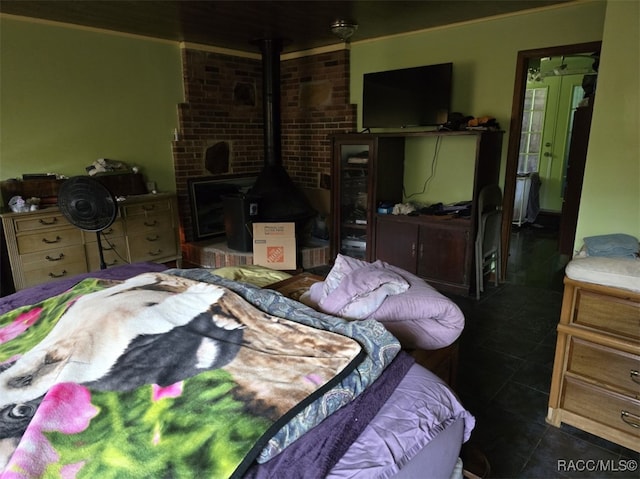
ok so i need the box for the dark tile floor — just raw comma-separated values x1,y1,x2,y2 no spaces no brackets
450,224,639,478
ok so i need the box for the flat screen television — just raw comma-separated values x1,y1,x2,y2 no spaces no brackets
362,62,453,129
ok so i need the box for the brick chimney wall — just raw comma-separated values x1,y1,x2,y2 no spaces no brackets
173,46,356,244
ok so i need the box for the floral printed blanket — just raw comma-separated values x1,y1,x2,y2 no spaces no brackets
0,271,400,478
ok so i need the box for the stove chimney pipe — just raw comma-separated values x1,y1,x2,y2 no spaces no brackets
249,38,316,224
260,38,282,168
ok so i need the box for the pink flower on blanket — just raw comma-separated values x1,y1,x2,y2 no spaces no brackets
150,383,184,445
0,307,42,344
4,383,97,478
41,383,98,434
152,382,184,401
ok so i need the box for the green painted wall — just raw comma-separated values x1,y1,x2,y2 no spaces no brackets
350,0,607,224
350,0,639,252
575,0,640,246
0,16,184,195
350,1,606,138
403,135,476,206
1,0,637,254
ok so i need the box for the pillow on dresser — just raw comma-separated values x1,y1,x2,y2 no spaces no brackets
583,233,639,259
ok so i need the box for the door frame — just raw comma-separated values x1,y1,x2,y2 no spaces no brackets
500,41,602,278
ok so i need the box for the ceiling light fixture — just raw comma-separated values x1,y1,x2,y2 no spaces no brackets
331,19,358,42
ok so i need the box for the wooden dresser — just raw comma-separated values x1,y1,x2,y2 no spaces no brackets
1,193,181,291
547,277,640,452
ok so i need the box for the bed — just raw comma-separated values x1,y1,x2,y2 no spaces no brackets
0,260,474,478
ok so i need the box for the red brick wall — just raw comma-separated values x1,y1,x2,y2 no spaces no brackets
173,47,356,243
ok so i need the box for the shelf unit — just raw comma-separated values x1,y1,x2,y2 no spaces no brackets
331,134,405,261
331,130,503,295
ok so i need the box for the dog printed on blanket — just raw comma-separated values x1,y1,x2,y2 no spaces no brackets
0,272,359,467
0,272,241,463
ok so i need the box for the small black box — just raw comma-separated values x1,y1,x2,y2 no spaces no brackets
223,194,261,252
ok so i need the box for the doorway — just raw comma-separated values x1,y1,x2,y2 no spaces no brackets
501,41,602,278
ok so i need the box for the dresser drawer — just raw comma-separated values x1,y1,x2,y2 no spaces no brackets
86,244,128,270
21,244,86,269
16,227,83,254
128,232,177,262
125,215,175,236
83,221,125,243
568,337,640,396
562,377,640,440
85,236,129,271
22,260,88,288
122,198,172,217
573,288,640,340
13,212,71,233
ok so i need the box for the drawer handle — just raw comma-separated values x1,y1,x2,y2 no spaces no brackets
142,205,156,211
45,253,64,262
621,410,640,429
631,370,640,384
148,249,163,256
146,235,160,242
42,236,61,244
39,217,58,225
48,270,67,279
144,220,158,227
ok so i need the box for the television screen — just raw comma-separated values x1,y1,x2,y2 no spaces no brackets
362,62,453,128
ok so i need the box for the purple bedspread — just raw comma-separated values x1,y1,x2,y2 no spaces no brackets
0,262,415,477
245,351,414,479
0,262,167,315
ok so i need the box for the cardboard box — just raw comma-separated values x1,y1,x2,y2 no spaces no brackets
252,222,297,270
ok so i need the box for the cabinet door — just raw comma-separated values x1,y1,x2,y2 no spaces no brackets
332,135,406,262
375,218,418,273
418,224,470,286
333,139,374,260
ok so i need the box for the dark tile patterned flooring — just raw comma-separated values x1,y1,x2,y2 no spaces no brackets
449,224,639,478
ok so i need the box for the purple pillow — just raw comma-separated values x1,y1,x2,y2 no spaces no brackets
309,256,464,350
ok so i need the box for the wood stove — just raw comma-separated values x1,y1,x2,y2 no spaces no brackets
248,38,316,226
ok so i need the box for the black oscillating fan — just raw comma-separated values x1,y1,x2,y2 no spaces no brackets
58,176,118,270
